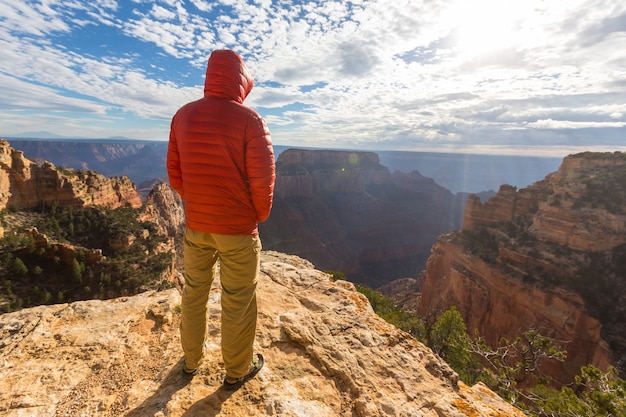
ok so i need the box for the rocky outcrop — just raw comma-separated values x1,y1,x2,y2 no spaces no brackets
141,182,185,237
419,152,626,383
262,149,466,287
462,153,626,252
6,139,169,189
25,227,104,266
461,184,552,231
529,153,626,251
0,139,142,210
0,251,525,417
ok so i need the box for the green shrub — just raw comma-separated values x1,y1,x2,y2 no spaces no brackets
355,284,426,340
428,307,476,382
523,365,626,417
11,258,28,275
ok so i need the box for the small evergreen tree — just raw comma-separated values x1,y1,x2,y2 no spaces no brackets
524,365,626,417
428,306,476,382
12,258,28,276
71,258,82,283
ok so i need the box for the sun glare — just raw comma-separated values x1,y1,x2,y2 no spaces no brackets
450,0,538,57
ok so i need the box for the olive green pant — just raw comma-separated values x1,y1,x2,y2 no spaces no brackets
180,228,261,378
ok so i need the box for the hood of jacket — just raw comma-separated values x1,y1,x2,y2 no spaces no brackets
203,50,254,103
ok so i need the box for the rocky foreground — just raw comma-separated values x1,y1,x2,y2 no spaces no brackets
0,252,525,417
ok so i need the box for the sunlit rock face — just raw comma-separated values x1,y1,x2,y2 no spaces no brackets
0,251,526,417
462,153,626,251
5,139,169,193
0,139,142,210
419,152,626,384
141,182,185,237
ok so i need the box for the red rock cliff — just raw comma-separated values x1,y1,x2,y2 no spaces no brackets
419,151,626,384
0,139,141,210
419,235,612,384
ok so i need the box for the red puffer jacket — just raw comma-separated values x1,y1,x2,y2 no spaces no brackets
167,50,275,235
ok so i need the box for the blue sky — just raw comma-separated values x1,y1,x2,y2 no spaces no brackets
0,0,625,156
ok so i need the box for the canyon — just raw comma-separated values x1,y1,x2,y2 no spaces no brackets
0,139,530,415
4,140,480,286
418,152,626,382
2,137,625,391
260,148,469,287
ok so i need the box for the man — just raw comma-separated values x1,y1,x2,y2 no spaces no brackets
167,49,275,390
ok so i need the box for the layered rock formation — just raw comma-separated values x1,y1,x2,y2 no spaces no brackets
0,171,182,313
418,152,626,383
6,139,169,192
261,149,467,287
141,182,185,237
0,139,142,210
0,251,525,417
2,141,474,288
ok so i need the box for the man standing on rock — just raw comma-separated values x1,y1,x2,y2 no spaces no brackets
167,49,275,390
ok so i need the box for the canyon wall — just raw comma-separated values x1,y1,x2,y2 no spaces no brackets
419,152,626,382
420,236,613,384
0,139,141,210
261,148,467,287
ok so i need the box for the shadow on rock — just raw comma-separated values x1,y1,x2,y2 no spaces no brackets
124,358,232,417
180,386,236,417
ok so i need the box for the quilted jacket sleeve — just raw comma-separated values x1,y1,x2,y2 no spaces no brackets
246,114,275,223
166,118,185,199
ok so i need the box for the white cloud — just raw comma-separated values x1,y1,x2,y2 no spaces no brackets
150,4,177,21
0,0,624,150
528,119,626,129
0,73,107,113
0,0,70,35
